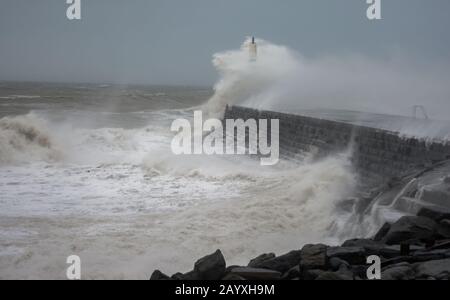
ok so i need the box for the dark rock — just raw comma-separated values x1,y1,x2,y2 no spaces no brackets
382,265,415,280
150,270,171,280
342,238,381,248
329,257,349,271
429,240,450,250
248,253,275,268
437,219,450,239
373,223,391,241
326,246,366,265
229,267,281,280
414,258,450,279
171,270,200,280
341,238,400,258
222,273,246,280
351,265,368,279
302,269,326,280
336,264,354,279
412,249,450,261
281,266,301,280
417,207,450,223
224,265,242,275
251,250,301,273
300,244,328,270
380,256,413,268
193,249,226,280
315,271,352,280
382,216,438,245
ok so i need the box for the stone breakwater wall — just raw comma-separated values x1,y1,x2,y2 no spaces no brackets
223,106,450,186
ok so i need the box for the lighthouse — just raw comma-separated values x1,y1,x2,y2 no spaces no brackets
249,36,257,62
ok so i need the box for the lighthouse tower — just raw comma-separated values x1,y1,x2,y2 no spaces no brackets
249,36,257,62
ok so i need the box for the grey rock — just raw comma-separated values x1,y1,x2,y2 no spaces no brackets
251,250,301,273
326,246,366,265
329,257,349,271
193,249,226,280
302,269,326,280
149,270,171,280
414,258,450,279
248,253,275,268
417,207,450,223
383,216,438,245
382,266,415,280
437,219,450,239
351,265,368,279
300,244,328,270
229,267,281,280
315,271,352,280
373,223,391,241
171,270,200,280
222,273,246,280
429,240,450,250
281,265,301,280
342,238,400,258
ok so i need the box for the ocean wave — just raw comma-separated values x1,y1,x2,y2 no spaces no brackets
0,114,62,164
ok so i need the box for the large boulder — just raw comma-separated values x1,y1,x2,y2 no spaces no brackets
437,219,450,239
315,271,352,280
373,223,391,241
381,264,415,280
341,238,399,258
414,258,450,279
150,270,171,280
248,253,276,268
193,249,226,280
229,267,281,280
382,216,438,245
300,244,328,270
249,250,301,273
326,247,366,265
417,207,450,223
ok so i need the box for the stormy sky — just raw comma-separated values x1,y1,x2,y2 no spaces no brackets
1,0,450,85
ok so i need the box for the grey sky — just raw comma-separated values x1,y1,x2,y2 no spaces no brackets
1,0,450,85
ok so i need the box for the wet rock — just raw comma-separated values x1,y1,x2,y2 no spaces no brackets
351,265,368,279
383,216,438,245
329,257,349,271
229,267,281,280
381,265,415,280
302,269,326,280
373,223,391,241
251,250,301,273
414,258,450,279
437,219,450,239
429,240,450,250
341,238,399,258
171,270,200,280
222,273,246,280
412,249,450,261
336,264,354,279
281,266,301,280
326,246,366,265
417,207,450,223
300,244,328,270
193,249,226,280
315,271,352,280
248,253,275,268
150,270,171,280
342,238,381,248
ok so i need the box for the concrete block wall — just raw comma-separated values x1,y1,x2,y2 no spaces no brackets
224,106,450,187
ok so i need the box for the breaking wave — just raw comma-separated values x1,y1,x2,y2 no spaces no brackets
0,114,62,164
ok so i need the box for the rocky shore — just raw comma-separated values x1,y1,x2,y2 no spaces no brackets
150,206,450,280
